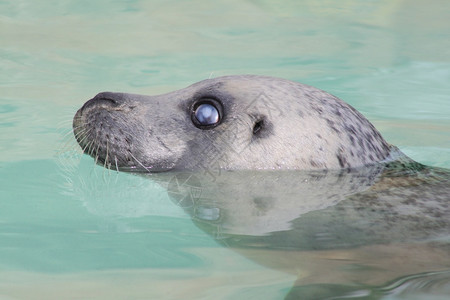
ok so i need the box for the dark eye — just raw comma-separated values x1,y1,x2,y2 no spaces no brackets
195,103,219,125
191,99,222,129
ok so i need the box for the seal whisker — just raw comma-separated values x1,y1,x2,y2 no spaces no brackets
129,152,151,172
87,128,101,162
58,128,82,152
114,156,119,172
57,119,77,130
72,125,88,139
87,141,96,157
70,121,85,131
79,131,94,154
63,127,80,142
94,141,101,166
74,128,91,146
75,131,94,155
59,137,81,155
71,126,88,139
104,140,110,170
61,126,81,141
80,137,91,153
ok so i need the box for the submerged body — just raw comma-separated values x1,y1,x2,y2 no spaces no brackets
159,163,450,297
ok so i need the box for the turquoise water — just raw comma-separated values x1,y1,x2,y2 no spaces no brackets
1,0,449,299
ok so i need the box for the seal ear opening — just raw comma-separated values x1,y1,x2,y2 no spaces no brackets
253,119,264,135
252,116,272,139
253,116,273,139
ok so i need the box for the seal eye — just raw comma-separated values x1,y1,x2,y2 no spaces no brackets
195,104,219,125
191,99,222,129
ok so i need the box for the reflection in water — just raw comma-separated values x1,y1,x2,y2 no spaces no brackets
152,154,450,299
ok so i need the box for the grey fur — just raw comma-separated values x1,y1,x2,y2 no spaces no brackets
73,75,393,172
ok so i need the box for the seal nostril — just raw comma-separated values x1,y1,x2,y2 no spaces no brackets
99,97,119,106
80,92,123,112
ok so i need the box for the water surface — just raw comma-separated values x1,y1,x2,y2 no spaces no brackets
1,0,449,299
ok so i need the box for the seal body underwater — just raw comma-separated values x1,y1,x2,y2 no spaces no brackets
73,75,394,172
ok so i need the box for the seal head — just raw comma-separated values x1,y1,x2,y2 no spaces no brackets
73,75,392,172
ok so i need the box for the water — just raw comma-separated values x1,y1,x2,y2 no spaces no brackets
1,0,449,299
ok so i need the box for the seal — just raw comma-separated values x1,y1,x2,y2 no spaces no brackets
73,75,394,172
72,75,450,298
